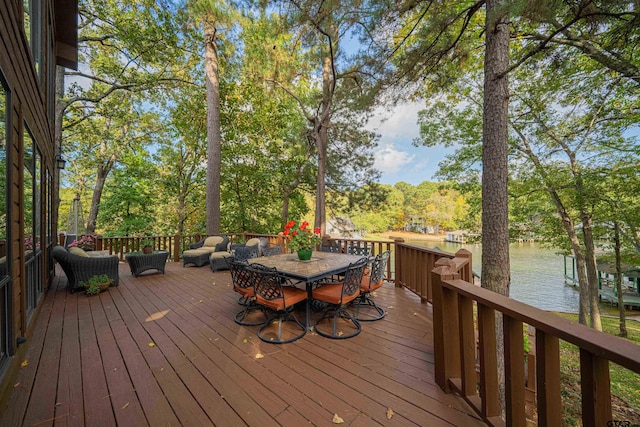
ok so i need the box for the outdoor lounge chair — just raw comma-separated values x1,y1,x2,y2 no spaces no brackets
52,246,119,293
183,235,229,267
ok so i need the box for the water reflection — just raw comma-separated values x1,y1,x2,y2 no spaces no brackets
409,241,580,313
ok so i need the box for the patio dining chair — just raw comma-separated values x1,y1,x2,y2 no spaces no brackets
261,243,282,257
233,245,260,261
351,250,390,322
320,241,342,253
347,244,371,257
311,257,368,339
229,259,266,326
248,263,307,344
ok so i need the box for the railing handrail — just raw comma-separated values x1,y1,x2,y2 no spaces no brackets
443,276,640,373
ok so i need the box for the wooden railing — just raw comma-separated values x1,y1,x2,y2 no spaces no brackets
394,242,473,303
431,256,640,427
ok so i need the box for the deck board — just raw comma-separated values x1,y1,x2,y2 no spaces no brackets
0,261,485,426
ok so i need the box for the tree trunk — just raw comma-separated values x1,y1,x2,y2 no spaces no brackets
86,164,110,234
204,18,221,234
569,231,591,325
580,213,602,330
314,56,332,235
613,222,627,337
482,1,510,416
482,0,511,296
177,189,186,235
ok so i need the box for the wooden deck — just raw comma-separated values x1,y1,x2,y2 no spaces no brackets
0,261,485,426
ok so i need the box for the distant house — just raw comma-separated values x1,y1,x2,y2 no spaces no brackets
0,0,78,396
327,217,359,238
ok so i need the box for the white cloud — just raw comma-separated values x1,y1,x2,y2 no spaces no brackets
366,101,423,141
374,144,415,174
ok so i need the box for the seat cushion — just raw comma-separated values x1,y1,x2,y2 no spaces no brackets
183,248,211,256
312,283,359,305
203,236,224,249
360,275,384,292
69,247,90,257
245,238,260,247
210,251,232,259
236,285,255,298
257,286,306,311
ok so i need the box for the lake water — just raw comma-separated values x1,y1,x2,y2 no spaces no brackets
408,240,580,313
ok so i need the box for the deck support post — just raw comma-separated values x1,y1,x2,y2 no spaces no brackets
432,258,460,392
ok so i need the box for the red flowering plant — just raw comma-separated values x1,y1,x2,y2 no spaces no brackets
283,220,322,252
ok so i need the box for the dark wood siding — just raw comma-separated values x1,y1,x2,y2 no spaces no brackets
0,0,75,404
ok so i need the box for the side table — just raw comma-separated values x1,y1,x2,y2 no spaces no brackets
125,251,169,277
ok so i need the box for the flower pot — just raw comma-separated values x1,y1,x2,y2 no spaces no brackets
142,246,152,254
297,249,313,261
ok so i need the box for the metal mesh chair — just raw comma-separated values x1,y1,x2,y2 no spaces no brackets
261,244,282,257
229,259,266,326
234,245,260,261
320,241,342,253
311,257,368,339
352,250,390,321
248,263,307,344
347,244,371,256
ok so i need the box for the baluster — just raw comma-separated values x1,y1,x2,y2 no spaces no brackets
478,304,500,419
580,349,612,427
504,315,526,426
535,330,561,426
458,295,479,403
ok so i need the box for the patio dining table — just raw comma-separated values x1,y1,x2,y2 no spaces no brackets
248,251,365,329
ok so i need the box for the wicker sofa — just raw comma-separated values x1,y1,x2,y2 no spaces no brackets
52,246,120,293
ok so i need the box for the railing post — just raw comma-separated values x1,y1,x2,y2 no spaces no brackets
174,234,181,262
431,258,460,392
394,238,404,288
96,234,103,251
58,233,65,246
455,249,473,283
277,232,286,252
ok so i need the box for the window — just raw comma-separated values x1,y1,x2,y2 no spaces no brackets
23,0,43,78
0,72,12,372
24,125,42,321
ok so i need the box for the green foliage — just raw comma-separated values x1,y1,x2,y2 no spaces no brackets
97,155,156,236
81,274,113,295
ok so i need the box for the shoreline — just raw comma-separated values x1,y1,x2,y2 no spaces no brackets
368,231,446,242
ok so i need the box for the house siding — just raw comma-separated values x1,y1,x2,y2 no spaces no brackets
0,0,77,405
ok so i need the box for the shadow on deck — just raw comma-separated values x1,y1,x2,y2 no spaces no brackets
1,261,485,426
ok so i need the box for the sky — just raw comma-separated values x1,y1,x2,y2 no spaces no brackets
365,101,454,186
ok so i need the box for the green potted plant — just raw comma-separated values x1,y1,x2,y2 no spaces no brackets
81,274,113,295
141,238,154,254
283,220,322,260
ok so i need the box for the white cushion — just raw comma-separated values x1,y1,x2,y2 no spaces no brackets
210,251,232,259
183,248,211,256
203,236,224,248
